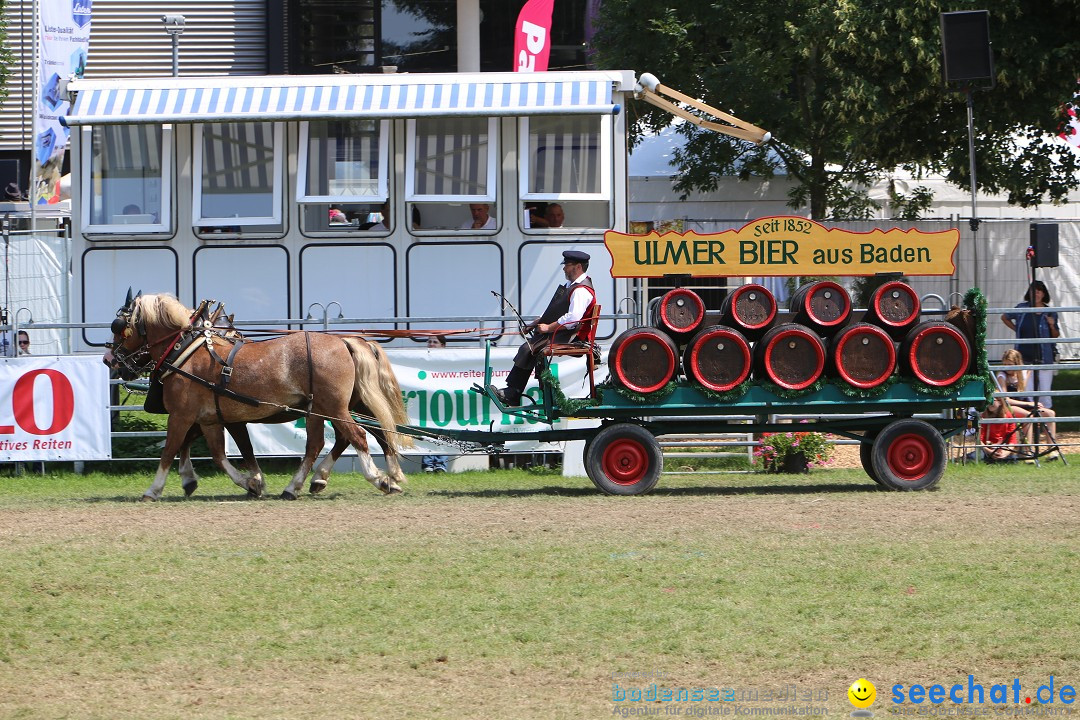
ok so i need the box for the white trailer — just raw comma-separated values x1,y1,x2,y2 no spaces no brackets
63,70,638,349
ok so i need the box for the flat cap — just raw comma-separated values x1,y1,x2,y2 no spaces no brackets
561,250,591,264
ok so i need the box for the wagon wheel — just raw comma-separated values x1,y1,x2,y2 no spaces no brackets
585,423,663,495
870,419,947,491
859,433,887,487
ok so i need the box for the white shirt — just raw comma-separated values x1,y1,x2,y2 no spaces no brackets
556,273,593,328
459,217,496,230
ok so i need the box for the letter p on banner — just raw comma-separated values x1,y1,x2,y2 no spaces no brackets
514,0,555,72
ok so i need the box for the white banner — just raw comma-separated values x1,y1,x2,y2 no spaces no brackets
234,347,605,457
0,355,111,461
35,0,91,206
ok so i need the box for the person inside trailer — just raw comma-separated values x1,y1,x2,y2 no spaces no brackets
492,249,597,407
460,203,496,230
544,203,565,228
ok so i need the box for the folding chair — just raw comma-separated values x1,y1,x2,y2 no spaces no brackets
544,304,602,398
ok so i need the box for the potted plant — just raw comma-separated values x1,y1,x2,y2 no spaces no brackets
755,428,835,473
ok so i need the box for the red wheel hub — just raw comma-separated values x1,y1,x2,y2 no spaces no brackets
887,433,933,480
602,439,649,485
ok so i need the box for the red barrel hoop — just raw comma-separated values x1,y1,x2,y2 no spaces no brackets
789,281,851,336
608,326,680,394
866,281,921,339
682,325,752,393
719,283,777,340
829,322,897,389
650,288,707,342
753,323,826,390
900,321,971,387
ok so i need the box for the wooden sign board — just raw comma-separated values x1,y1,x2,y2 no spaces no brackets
605,217,959,278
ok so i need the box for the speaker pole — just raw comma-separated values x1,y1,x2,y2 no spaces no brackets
966,85,980,290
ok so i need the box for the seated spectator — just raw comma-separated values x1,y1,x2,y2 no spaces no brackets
997,348,1057,444
17,330,31,356
980,397,1020,462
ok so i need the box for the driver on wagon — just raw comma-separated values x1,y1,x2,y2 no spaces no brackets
493,249,596,406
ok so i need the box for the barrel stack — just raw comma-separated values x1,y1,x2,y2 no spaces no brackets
606,280,969,394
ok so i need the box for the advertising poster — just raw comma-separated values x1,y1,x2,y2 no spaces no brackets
514,0,555,72
35,0,91,205
0,355,112,461
234,347,604,458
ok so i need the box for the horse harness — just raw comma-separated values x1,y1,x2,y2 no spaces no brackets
153,301,315,424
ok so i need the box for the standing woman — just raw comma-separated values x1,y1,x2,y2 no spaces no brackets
1001,280,1060,409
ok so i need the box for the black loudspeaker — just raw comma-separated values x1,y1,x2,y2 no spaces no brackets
940,11,994,86
1031,223,1059,268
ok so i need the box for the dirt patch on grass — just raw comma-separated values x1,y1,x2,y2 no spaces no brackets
3,487,1078,547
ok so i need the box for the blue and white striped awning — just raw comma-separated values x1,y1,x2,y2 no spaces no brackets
62,71,630,126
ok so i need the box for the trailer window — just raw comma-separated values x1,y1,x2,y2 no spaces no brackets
299,119,387,198
406,117,498,231
81,124,172,235
194,122,283,228
297,118,390,234
519,115,611,232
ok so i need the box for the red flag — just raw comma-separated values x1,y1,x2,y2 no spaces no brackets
514,0,555,72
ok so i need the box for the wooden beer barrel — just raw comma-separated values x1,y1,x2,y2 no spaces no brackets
608,326,680,393
865,281,921,340
789,281,851,337
829,322,896,389
719,283,777,340
753,323,826,390
899,321,971,387
649,288,706,342
682,325,752,392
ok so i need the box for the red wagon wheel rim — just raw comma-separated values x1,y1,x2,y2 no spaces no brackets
886,432,933,480
602,438,650,485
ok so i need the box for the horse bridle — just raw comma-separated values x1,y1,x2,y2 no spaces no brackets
107,295,188,377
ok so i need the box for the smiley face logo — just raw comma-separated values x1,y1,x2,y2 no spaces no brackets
848,678,876,709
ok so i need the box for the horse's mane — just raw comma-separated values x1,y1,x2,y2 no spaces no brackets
945,305,976,348
136,293,194,333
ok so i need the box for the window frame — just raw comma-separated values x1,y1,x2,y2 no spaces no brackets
405,116,498,203
193,121,284,228
80,123,173,235
296,118,390,204
518,114,612,202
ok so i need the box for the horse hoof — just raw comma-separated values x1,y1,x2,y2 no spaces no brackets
378,479,403,495
309,479,327,495
280,490,297,501
140,494,156,502
247,489,260,499
182,481,198,497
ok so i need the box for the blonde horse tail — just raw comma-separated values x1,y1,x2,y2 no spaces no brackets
342,337,414,451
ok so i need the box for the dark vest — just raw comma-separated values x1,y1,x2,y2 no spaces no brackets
537,277,596,338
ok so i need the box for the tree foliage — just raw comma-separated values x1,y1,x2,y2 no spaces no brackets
592,0,1080,219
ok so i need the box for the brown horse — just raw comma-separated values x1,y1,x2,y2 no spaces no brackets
103,293,412,500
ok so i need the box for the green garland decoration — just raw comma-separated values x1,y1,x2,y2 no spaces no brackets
598,379,679,403
757,378,825,399
964,286,990,378
908,373,985,397
829,374,900,399
538,365,601,414
690,379,752,403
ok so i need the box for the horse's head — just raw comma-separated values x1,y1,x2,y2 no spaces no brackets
103,289,155,379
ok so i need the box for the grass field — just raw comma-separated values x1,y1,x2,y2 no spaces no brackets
1,461,1079,719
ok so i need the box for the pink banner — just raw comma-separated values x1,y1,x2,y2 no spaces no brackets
514,0,555,72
